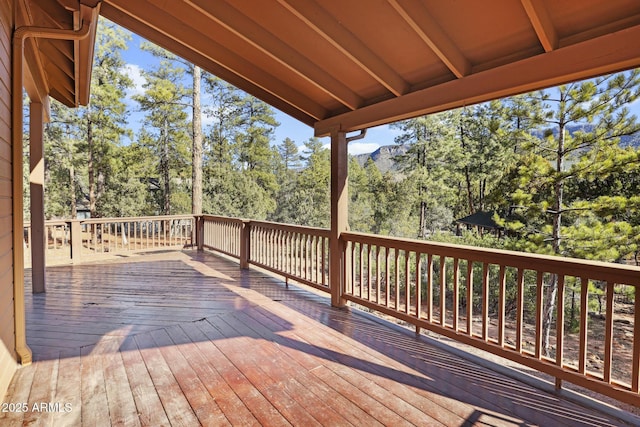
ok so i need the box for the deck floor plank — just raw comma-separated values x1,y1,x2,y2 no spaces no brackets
215,312,353,427
133,332,200,427
148,328,230,426
80,343,111,426
101,337,141,427
51,347,83,426
163,324,261,427
184,321,291,427
1,250,635,426
119,336,171,427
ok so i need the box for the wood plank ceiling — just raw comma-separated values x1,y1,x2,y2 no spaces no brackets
19,0,99,107
96,1,640,135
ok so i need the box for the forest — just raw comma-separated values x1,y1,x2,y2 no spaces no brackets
27,20,640,267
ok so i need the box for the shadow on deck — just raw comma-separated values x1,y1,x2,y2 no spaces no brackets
1,250,636,426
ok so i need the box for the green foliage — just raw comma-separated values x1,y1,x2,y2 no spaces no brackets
496,71,640,262
134,46,191,215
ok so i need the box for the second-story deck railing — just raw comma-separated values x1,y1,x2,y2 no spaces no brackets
24,214,640,407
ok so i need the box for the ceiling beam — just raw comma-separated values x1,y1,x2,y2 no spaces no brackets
101,2,323,125
387,0,470,78
315,24,640,136
183,0,363,110
521,0,558,52
277,0,409,97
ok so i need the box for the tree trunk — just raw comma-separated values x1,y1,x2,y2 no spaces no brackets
162,119,171,215
542,121,566,357
87,120,96,217
69,164,76,218
418,200,426,239
192,65,203,215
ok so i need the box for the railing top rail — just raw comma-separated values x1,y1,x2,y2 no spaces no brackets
24,220,68,227
201,214,245,225
79,215,195,224
249,220,331,237
343,231,640,286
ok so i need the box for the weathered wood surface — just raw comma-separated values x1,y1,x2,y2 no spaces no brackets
1,251,634,426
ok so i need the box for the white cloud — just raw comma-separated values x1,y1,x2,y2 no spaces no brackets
348,142,380,155
122,63,146,97
316,141,380,156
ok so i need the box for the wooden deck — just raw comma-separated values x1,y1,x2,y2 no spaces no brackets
1,251,636,426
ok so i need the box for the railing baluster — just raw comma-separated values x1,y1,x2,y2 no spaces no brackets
405,251,410,314
415,252,422,320
440,256,446,326
466,260,473,336
385,246,391,308
498,265,506,346
453,258,460,332
556,274,565,389
633,286,640,393
604,281,614,383
482,262,489,341
579,277,589,374
535,271,544,359
516,268,524,352
426,254,433,322
395,248,400,311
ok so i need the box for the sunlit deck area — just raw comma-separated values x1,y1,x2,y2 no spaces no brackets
1,250,635,426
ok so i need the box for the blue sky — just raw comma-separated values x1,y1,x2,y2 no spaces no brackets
120,31,398,155
119,28,640,156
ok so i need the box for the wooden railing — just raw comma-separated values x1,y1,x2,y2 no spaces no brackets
342,231,640,407
24,215,194,265
249,220,330,292
199,216,330,292
199,215,244,259
23,214,640,406
23,220,71,264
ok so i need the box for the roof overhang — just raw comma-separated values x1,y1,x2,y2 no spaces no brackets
18,0,100,107
61,0,640,135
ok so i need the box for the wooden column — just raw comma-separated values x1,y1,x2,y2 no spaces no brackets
69,220,82,262
196,215,204,251
330,129,348,307
240,220,250,269
29,102,46,294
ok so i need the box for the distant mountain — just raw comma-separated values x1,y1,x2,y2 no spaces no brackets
354,127,640,173
353,144,409,174
534,124,640,148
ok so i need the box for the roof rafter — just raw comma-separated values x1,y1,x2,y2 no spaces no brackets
387,0,471,78
521,0,558,52
183,0,363,110
276,0,409,97
101,2,324,125
315,24,640,136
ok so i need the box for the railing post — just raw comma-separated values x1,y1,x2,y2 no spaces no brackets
69,220,82,263
196,215,204,251
240,220,251,269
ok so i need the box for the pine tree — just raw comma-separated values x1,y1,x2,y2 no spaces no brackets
271,138,302,224
134,56,191,215
392,113,462,237
79,19,133,217
496,71,640,356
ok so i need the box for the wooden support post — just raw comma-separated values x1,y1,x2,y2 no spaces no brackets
69,220,82,263
330,129,348,307
29,102,46,294
240,220,250,269
196,215,204,251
